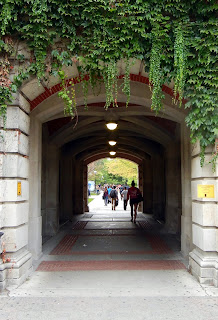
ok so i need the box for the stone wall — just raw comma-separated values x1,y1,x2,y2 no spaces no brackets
0,96,32,290
189,141,218,286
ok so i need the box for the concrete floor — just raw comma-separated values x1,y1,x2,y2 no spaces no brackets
1,194,218,319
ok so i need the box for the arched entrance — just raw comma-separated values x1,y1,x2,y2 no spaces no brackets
1,60,216,290
27,64,189,261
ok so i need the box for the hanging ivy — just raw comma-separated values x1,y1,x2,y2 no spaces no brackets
149,27,165,113
103,61,118,109
174,24,187,106
0,0,217,166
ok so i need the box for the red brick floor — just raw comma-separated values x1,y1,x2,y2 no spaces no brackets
72,221,88,230
37,214,185,272
49,233,172,256
50,235,78,255
37,260,186,271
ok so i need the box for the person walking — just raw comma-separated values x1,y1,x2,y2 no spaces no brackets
121,187,128,210
127,181,142,223
110,186,118,211
103,186,108,206
107,185,112,204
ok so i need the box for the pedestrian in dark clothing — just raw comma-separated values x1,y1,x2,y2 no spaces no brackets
127,181,142,223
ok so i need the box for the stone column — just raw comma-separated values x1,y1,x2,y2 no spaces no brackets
0,96,32,290
28,116,42,260
165,138,181,234
83,164,89,212
73,160,84,215
143,158,153,214
138,163,143,212
180,124,192,257
60,153,73,221
43,143,60,235
189,141,218,286
152,153,165,221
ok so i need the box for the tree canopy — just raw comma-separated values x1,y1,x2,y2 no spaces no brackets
88,158,138,186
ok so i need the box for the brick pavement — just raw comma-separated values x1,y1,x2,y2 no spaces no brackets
37,209,182,271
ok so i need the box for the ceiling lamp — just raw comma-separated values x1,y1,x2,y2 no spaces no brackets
109,151,116,156
106,122,118,130
108,140,117,146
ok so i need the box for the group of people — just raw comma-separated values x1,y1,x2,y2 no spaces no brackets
103,185,118,210
102,181,143,223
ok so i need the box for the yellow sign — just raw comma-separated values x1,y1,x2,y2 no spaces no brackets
197,185,214,198
17,182,21,196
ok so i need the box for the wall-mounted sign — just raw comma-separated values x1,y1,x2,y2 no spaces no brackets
197,185,214,198
17,182,21,196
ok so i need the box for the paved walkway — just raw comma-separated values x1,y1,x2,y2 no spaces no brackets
1,193,218,319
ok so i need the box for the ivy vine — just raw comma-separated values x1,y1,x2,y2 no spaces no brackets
0,0,217,166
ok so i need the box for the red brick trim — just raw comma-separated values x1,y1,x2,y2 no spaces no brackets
37,260,185,271
30,74,187,111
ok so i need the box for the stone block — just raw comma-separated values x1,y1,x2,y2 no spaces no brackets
0,250,32,289
0,154,28,178
192,202,217,227
192,224,216,251
45,208,59,236
18,93,30,113
21,78,45,100
191,141,214,157
216,229,218,252
0,268,6,282
0,130,29,155
191,180,218,202
0,180,29,202
189,248,218,286
129,59,142,75
0,202,29,228
13,107,29,134
0,107,30,134
191,155,217,178
17,41,31,60
181,214,193,257
3,224,28,252
28,216,42,260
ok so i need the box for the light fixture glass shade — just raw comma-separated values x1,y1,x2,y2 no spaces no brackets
106,122,117,130
109,151,116,156
108,140,117,146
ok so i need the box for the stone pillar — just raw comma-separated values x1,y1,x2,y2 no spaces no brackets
189,141,218,286
60,153,73,221
0,97,32,290
83,164,89,212
138,163,143,212
73,160,84,215
28,116,42,260
165,137,181,234
180,124,192,257
143,158,153,214
43,143,60,235
152,153,165,221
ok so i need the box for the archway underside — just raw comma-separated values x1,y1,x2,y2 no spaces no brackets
38,85,182,241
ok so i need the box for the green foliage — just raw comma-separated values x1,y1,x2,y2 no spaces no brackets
88,158,138,186
174,24,187,106
0,0,217,166
103,61,118,109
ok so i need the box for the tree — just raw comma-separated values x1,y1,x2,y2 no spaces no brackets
88,158,138,186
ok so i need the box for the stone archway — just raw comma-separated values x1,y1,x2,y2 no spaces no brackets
1,59,216,290
26,63,188,261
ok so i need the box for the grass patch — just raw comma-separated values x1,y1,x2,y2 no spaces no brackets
88,198,94,203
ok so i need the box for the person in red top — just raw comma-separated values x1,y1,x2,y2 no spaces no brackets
127,180,142,223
